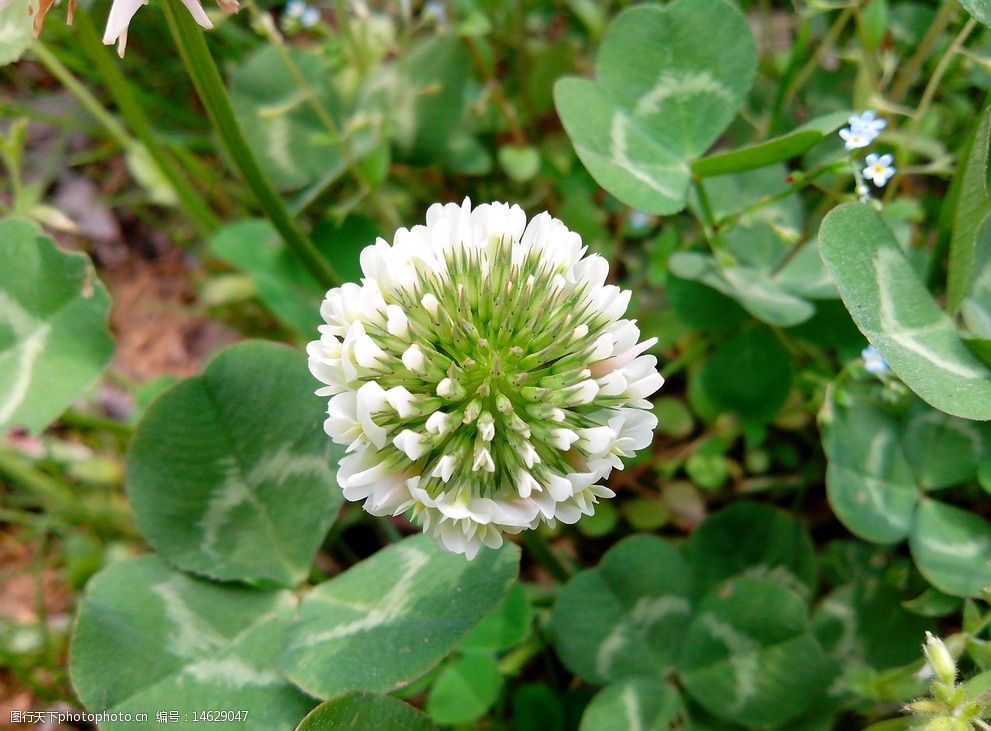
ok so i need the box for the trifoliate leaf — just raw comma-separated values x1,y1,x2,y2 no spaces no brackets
554,0,756,214
70,556,314,731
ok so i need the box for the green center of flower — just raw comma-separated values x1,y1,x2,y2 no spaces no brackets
370,239,614,500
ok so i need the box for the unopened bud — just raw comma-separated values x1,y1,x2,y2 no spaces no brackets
463,399,482,424
905,699,943,715
924,632,957,686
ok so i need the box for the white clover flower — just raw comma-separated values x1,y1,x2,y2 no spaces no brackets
861,344,889,375
309,199,664,559
839,110,886,150
863,153,895,187
102,0,240,57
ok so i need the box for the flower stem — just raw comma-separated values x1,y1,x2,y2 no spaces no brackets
244,0,400,230
162,0,341,289
780,7,853,110
692,178,734,266
889,0,960,104
61,408,133,437
30,41,131,151
887,16,978,204
0,447,135,536
70,10,222,237
522,532,571,583
462,35,527,147
852,6,882,99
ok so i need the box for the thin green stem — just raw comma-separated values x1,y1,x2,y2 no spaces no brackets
463,35,527,146
715,162,837,231
30,42,132,150
0,446,76,510
332,0,359,66
913,18,977,134
246,1,400,230
72,10,221,236
0,507,43,525
692,178,734,266
522,531,571,583
852,6,882,97
162,0,340,288
61,408,133,437
0,446,136,536
782,7,853,109
887,17,978,203
0,98,101,135
32,523,53,660
770,17,811,134
0,119,28,210
889,0,959,104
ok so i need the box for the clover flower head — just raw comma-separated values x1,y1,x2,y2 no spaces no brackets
863,153,895,187
861,344,889,375
839,110,886,150
308,199,664,559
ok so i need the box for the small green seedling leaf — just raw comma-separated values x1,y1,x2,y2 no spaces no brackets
498,146,541,182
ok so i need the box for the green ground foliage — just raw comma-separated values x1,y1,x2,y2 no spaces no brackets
3,0,991,729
